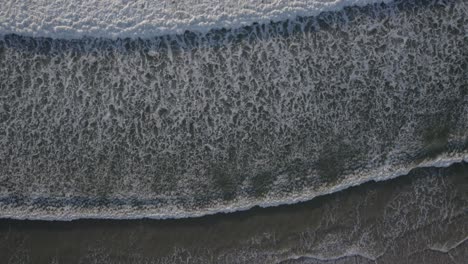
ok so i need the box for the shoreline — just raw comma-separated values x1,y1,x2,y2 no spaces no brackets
1,161,466,263
1,154,466,221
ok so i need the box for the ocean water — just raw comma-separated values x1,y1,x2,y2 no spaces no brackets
1,0,466,220
0,0,467,262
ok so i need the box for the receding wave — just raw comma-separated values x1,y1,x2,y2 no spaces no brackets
0,0,467,220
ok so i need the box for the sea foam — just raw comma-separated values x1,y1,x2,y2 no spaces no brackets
0,0,389,39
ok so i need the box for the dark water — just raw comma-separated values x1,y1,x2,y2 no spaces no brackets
0,0,467,219
0,163,467,263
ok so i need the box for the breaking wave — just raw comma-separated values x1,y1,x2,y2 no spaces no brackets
0,0,391,39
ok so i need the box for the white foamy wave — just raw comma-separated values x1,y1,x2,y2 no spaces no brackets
0,0,390,39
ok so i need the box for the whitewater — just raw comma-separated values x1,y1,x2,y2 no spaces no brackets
0,0,391,39
0,0,467,221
